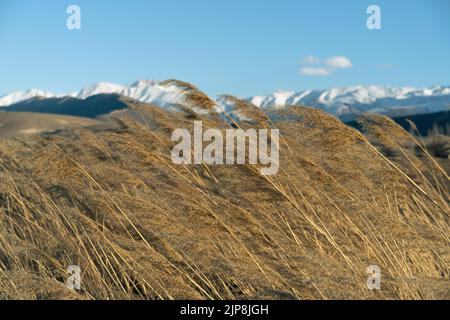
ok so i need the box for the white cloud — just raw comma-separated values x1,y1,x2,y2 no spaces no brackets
302,55,321,65
299,55,352,77
325,56,352,69
379,64,393,70
300,67,332,76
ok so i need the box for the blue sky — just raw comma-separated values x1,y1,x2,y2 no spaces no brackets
0,0,449,97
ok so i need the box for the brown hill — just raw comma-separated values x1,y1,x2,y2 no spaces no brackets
0,112,106,137
0,94,132,118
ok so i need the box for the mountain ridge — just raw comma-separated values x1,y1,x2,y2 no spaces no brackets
1,81,449,118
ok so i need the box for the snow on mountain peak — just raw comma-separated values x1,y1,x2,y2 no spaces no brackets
130,79,158,88
250,85,450,116
0,89,55,107
0,80,184,109
1,81,449,118
76,82,126,99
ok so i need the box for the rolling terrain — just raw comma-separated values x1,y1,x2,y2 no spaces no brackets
0,94,132,118
346,110,450,136
0,112,105,137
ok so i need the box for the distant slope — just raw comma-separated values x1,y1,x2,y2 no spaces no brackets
0,112,103,137
0,94,132,118
390,110,450,135
346,110,450,136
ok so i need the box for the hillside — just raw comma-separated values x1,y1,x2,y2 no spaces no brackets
0,81,448,300
346,110,450,136
0,112,105,137
0,94,132,118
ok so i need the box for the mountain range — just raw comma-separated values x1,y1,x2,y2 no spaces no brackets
250,85,450,119
1,81,449,119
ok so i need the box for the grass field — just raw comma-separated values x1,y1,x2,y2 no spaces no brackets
0,86,448,300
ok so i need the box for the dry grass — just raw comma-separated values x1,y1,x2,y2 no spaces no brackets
0,89,448,300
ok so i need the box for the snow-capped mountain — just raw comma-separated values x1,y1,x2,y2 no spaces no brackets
1,81,449,118
70,80,181,105
0,80,184,109
249,85,450,117
0,89,56,107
